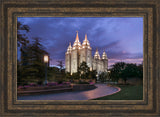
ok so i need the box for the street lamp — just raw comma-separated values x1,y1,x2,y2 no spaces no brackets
44,55,49,85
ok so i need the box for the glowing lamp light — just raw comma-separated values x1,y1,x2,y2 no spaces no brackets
44,55,49,63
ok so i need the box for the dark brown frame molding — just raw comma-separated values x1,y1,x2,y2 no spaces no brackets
0,0,160,116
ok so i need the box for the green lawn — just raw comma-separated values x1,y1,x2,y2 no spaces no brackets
93,85,143,100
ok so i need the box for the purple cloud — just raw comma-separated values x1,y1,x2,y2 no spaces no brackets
18,17,143,68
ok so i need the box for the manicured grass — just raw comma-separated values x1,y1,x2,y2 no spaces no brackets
93,85,143,100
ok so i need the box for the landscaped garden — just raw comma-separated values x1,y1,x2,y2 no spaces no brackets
91,62,143,100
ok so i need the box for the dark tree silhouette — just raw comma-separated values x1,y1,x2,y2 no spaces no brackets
57,60,64,72
99,72,107,83
89,70,97,80
17,21,30,47
20,37,49,84
110,62,143,84
78,62,90,79
110,62,126,82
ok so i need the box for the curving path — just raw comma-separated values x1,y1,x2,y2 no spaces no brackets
17,84,120,100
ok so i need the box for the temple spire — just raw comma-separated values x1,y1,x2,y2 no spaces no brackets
69,42,71,47
102,50,107,59
66,42,72,54
94,48,101,59
82,34,91,49
85,34,87,41
73,31,81,50
75,31,79,42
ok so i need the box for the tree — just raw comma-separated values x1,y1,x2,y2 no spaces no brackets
110,62,143,84
65,72,72,80
57,60,64,72
110,62,126,82
20,37,49,84
137,64,143,79
72,72,80,80
89,70,97,80
106,71,111,81
78,62,90,79
121,63,143,84
17,21,30,47
19,44,35,84
31,37,49,81
17,60,22,86
99,72,107,82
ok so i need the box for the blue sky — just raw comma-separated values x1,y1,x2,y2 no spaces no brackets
18,17,143,68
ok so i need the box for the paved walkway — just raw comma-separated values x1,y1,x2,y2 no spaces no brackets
17,84,120,100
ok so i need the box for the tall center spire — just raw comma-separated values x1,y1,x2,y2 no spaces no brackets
73,31,81,50
75,31,79,42
85,34,87,41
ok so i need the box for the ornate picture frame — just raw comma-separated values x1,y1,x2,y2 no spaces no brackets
0,0,159,116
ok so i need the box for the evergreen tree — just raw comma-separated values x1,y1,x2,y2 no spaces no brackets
17,21,30,47
20,37,49,84
78,62,90,79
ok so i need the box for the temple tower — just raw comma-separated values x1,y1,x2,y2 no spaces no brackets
102,51,108,72
93,49,102,73
71,31,81,74
65,42,72,73
65,31,108,75
80,34,92,70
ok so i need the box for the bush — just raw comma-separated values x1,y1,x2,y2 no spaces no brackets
29,83,37,86
47,82,58,86
72,72,80,80
99,72,107,82
62,82,71,85
65,72,72,79
18,86,24,89
37,81,43,85
23,85,30,88
58,81,63,84
78,81,90,84
89,82,95,85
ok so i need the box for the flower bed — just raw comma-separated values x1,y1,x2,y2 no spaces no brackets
17,82,71,91
17,82,72,96
17,82,96,96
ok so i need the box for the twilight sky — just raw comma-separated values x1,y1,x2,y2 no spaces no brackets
18,17,143,68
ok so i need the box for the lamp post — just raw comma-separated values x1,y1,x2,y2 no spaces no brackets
44,55,49,85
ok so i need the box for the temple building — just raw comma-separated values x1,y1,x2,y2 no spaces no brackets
65,31,108,74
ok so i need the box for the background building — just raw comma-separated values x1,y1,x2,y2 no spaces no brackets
65,31,108,74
